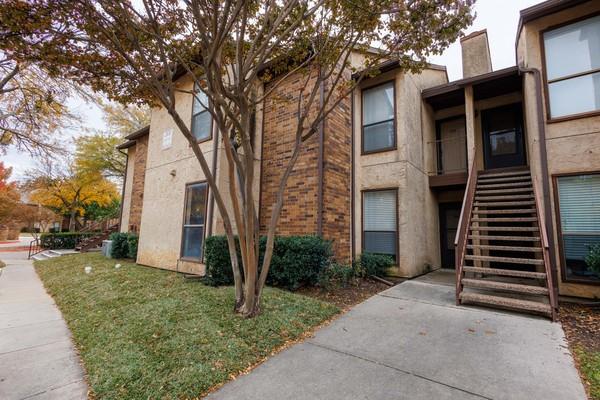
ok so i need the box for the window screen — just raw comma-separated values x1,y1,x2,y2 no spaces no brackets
557,174,600,281
363,190,397,260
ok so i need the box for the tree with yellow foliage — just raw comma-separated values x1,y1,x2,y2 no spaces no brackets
25,158,119,231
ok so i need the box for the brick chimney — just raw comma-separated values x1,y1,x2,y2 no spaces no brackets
460,29,492,78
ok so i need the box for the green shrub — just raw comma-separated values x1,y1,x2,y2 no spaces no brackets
203,235,332,290
127,234,139,259
109,232,130,259
203,235,237,286
40,232,96,249
358,253,394,277
318,263,356,289
585,243,600,276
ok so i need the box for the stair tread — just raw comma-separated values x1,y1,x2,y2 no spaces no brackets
476,176,532,184
479,169,531,178
459,292,552,315
470,226,538,232
461,278,549,295
467,244,543,252
477,181,533,189
465,254,544,265
472,209,536,215
475,194,534,201
471,217,537,222
463,266,546,279
474,201,536,207
477,187,533,195
469,234,540,241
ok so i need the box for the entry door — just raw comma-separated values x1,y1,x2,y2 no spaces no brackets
439,203,461,269
481,104,526,170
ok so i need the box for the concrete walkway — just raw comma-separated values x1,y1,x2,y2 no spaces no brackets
0,252,88,400
208,280,587,400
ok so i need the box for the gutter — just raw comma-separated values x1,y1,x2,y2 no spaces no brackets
350,88,356,262
117,148,129,232
317,76,325,236
518,65,560,305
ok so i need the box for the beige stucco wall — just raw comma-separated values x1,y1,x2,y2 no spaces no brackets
518,2,600,298
137,75,217,275
119,146,136,233
353,67,447,277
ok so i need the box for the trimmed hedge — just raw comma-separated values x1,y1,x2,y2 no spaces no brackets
358,252,394,277
40,232,96,249
109,232,138,259
204,235,332,290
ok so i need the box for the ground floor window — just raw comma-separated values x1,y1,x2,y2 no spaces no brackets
362,189,397,261
181,182,208,261
556,173,600,283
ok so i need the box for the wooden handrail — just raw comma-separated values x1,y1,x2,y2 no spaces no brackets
531,176,558,319
454,155,478,305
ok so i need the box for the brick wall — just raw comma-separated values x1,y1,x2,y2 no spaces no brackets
259,68,352,261
128,134,148,232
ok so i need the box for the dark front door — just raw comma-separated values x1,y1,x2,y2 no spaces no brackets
439,202,461,269
481,103,526,170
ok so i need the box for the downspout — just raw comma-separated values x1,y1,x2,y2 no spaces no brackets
117,148,129,233
317,76,325,236
350,88,356,263
206,125,220,238
518,65,559,305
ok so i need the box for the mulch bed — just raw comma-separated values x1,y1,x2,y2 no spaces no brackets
299,279,390,310
559,303,600,399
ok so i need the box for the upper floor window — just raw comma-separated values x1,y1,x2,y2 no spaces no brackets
362,81,395,153
191,85,212,141
543,14,600,119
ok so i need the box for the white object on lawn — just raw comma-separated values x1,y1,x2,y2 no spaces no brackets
115,263,121,269
84,265,92,274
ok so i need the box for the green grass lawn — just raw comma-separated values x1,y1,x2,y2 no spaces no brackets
35,253,339,399
575,348,600,399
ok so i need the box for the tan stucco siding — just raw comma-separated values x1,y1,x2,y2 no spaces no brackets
353,67,446,277
136,75,217,275
518,2,600,298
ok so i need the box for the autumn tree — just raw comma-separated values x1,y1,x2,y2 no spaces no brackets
25,158,119,231
0,162,19,225
11,203,59,239
2,0,475,316
75,96,150,179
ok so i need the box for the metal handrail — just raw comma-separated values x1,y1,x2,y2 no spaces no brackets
454,154,478,305
531,176,558,320
28,238,42,259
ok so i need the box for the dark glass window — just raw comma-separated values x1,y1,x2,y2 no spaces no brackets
362,82,395,153
181,182,207,260
191,85,211,140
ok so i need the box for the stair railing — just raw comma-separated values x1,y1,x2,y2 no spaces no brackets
28,237,43,259
454,155,478,305
531,176,558,320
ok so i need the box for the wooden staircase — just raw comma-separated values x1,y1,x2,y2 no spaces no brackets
75,220,119,252
455,167,557,319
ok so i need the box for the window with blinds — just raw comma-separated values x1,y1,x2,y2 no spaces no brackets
191,84,212,141
181,182,208,260
363,189,397,260
362,81,395,153
556,173,600,281
543,15,600,119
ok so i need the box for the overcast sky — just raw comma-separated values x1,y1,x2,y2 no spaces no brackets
3,0,541,181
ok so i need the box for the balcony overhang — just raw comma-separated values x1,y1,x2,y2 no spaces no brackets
429,171,468,189
422,66,521,111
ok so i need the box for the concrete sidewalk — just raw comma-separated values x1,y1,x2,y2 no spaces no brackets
208,280,586,400
0,252,87,400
